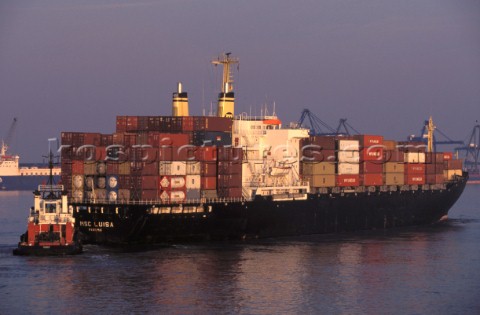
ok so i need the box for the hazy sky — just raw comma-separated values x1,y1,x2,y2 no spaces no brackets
1,0,479,162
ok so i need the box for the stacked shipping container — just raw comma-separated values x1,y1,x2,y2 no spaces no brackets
300,136,463,190
61,116,242,202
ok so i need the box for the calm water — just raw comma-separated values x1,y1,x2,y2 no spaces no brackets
1,187,479,314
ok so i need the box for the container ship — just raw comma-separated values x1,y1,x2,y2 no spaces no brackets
0,141,61,191
60,53,467,245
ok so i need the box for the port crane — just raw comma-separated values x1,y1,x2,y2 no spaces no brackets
1,117,18,156
298,109,360,136
455,123,480,174
408,118,464,152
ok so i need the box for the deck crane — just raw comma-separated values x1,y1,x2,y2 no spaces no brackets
1,117,18,156
408,117,464,152
455,123,480,174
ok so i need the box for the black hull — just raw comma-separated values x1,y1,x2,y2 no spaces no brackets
73,175,467,245
12,243,83,256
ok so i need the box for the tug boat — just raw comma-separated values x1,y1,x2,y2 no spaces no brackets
13,151,82,256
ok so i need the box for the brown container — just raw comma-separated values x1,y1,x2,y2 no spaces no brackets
425,152,445,164
101,134,113,146
301,162,336,175
405,164,425,174
305,174,336,187
116,116,127,132
384,150,404,163
182,116,194,131
361,173,383,186
130,147,159,163
360,161,383,174
193,116,232,132
446,159,463,170
385,172,404,185
218,147,244,161
301,136,337,150
106,162,119,174
218,187,242,198
218,174,242,188
126,116,139,132
118,175,134,189
384,162,404,173
141,189,158,200
218,161,242,175
141,176,159,190
301,147,336,162
426,163,445,175
118,189,131,201
201,176,217,189
201,162,217,177
426,174,445,184
406,174,425,185
84,162,97,175
398,141,427,153
336,174,360,187
383,140,397,151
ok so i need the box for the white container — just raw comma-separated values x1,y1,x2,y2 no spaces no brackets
404,152,426,163
159,176,186,189
186,175,201,189
337,151,360,163
337,140,359,151
186,161,201,175
159,161,187,176
337,162,359,175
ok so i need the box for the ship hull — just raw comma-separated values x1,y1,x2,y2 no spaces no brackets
0,175,61,191
73,175,467,245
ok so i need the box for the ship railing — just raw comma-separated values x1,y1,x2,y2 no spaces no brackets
71,196,253,205
38,184,64,192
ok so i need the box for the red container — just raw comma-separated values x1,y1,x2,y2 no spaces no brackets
118,175,134,189
147,133,190,147
405,164,425,174
61,162,72,175
61,132,73,145
71,161,84,174
406,174,425,185
83,133,101,146
425,152,445,164
360,146,384,162
195,147,218,161
336,174,360,187
94,146,107,162
360,161,384,173
426,174,445,184
201,162,217,176
141,176,159,190
426,163,444,175
361,173,383,186
354,135,384,147
443,152,453,161
201,176,217,189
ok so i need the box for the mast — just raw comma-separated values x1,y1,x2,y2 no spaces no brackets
427,116,435,153
212,52,239,118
